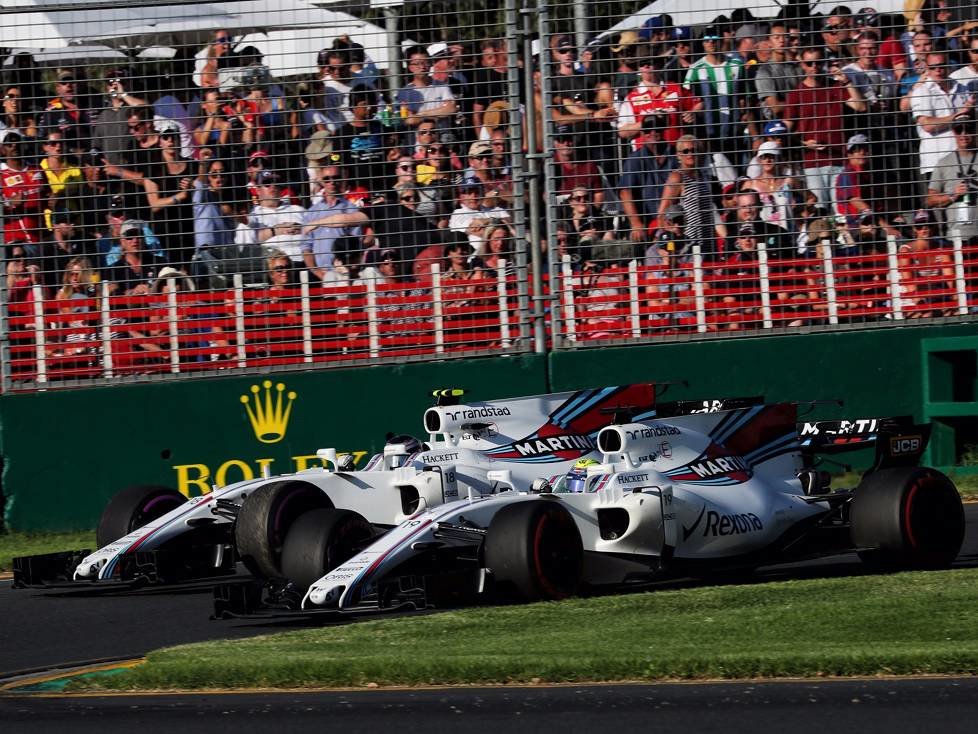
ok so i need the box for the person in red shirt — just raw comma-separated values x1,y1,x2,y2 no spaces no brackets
0,129,46,246
784,48,866,211
617,57,701,149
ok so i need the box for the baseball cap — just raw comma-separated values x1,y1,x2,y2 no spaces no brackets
316,48,332,67
763,120,788,136
846,133,869,151
701,26,721,40
912,209,932,225
554,34,575,52
155,120,180,135
427,42,449,59
758,140,782,157
859,210,875,225
738,222,756,237
639,16,668,41
672,27,692,42
257,169,281,185
56,70,76,82
855,8,879,27
0,128,23,145
304,130,333,161
611,30,640,53
120,219,143,237
468,140,493,157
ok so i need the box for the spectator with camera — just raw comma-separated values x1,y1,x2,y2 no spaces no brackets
927,110,978,243
92,69,147,166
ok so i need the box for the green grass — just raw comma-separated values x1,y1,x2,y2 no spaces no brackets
0,531,95,572
72,568,978,692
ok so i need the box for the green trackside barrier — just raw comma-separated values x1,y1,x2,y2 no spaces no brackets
6,323,978,531
0,355,547,531
921,335,978,473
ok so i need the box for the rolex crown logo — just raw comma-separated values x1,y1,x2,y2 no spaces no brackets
241,381,297,444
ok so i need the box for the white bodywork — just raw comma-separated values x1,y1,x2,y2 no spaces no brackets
74,385,657,581
305,404,827,610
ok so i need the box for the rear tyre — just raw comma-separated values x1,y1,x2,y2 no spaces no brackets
281,508,374,591
850,466,964,571
234,481,332,579
484,501,583,602
96,485,185,548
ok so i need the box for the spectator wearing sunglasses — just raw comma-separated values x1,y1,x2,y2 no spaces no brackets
41,69,91,153
302,163,368,281
197,29,234,89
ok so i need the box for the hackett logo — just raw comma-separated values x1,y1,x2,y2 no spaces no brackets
240,381,297,444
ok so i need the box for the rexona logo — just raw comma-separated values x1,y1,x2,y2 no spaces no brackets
241,380,297,444
705,511,763,536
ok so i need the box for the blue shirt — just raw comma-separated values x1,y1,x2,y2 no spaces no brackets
303,197,362,270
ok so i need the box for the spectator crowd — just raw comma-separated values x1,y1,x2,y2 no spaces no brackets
4,1,978,360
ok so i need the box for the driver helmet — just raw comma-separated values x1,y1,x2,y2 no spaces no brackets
565,458,600,493
385,433,423,468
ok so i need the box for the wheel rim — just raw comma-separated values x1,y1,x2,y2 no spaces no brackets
531,508,580,599
903,473,963,563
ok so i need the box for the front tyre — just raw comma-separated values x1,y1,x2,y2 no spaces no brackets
484,500,583,602
850,466,964,570
96,485,186,548
234,481,332,579
281,508,374,591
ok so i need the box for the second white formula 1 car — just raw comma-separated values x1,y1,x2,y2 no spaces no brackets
292,403,964,613
14,384,663,591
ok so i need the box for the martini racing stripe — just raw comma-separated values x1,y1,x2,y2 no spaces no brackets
550,388,617,427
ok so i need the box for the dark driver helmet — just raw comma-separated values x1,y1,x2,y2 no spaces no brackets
565,458,600,493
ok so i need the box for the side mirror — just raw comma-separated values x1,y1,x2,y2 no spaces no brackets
316,448,338,473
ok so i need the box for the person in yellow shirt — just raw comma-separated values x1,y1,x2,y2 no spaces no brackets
40,131,83,230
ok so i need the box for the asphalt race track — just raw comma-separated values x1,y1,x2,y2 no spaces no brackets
2,504,978,731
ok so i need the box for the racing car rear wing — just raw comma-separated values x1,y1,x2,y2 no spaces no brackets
798,416,932,469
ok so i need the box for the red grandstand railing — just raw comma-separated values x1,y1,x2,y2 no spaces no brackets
8,260,526,385
553,238,976,344
8,243,976,384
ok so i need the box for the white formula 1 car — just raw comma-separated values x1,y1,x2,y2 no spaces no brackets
14,384,667,590
292,403,965,613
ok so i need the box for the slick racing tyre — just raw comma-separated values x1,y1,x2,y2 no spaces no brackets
850,466,964,570
96,485,186,548
484,500,583,602
234,481,332,579
281,508,374,591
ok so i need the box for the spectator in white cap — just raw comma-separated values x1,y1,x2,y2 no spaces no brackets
744,140,798,232
835,134,875,226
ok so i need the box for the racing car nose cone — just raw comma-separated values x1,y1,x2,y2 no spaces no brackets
308,586,342,607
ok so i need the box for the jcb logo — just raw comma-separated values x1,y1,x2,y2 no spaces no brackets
890,436,922,455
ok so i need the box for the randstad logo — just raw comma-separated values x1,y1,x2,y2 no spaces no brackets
240,381,297,444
